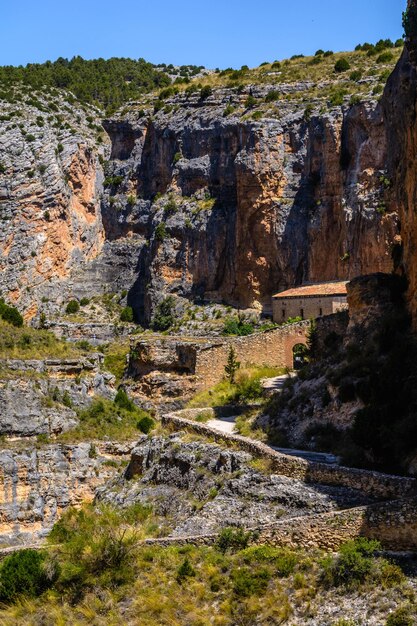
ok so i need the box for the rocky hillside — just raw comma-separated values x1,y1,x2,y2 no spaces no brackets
0,45,402,325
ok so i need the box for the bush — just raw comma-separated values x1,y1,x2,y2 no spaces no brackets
137,415,155,434
321,538,380,588
0,549,53,603
120,306,134,322
65,300,80,314
177,558,195,582
386,607,413,626
216,527,252,553
377,52,394,63
79,297,90,306
200,85,213,99
151,296,175,331
334,58,351,73
154,222,167,242
232,567,270,597
265,90,279,102
245,95,257,108
0,299,24,327
163,196,178,215
350,70,362,82
223,316,254,336
114,388,135,411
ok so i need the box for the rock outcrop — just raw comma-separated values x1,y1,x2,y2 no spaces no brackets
382,0,417,328
0,90,107,320
0,78,398,324
0,441,133,545
103,95,396,320
97,433,374,537
0,355,115,436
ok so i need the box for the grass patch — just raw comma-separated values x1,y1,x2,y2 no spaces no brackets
102,339,130,383
0,319,79,359
188,365,285,408
57,395,153,442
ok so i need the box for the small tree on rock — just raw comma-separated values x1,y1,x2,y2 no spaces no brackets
225,346,240,384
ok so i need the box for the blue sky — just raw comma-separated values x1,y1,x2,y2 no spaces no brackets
0,0,407,68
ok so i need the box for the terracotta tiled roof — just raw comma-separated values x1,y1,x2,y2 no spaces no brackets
273,281,348,299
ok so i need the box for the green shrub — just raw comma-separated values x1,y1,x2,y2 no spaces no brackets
386,607,413,626
0,299,24,327
120,306,134,322
104,175,123,187
177,558,195,582
0,549,53,603
216,527,252,553
350,70,362,82
377,52,394,63
334,58,351,73
154,222,167,242
137,415,155,434
232,567,270,597
151,296,175,331
114,388,135,411
79,297,90,306
163,196,178,215
265,90,279,102
241,546,297,577
223,104,235,116
321,538,380,588
62,390,73,408
223,317,254,336
252,110,263,120
200,85,213,99
65,300,80,314
245,95,257,108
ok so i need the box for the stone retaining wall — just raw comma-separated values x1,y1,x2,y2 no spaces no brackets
130,322,310,393
162,411,417,500
141,498,417,552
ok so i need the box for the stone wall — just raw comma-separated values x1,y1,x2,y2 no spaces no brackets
162,411,417,500
141,498,417,552
272,296,348,324
47,322,133,345
129,322,310,394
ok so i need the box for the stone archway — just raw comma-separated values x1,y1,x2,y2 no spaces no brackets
292,343,309,370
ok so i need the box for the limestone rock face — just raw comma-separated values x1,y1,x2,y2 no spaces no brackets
0,442,133,545
102,97,396,320
0,93,107,320
97,434,373,537
0,356,115,436
382,0,417,327
0,85,397,323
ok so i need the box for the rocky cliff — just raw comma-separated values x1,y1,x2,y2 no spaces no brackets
382,0,417,327
103,92,396,320
0,63,399,324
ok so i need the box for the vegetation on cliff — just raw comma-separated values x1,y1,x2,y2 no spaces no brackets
0,504,413,625
0,57,171,112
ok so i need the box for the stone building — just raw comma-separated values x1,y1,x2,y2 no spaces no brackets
272,281,348,323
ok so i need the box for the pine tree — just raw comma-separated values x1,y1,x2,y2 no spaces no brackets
224,347,240,384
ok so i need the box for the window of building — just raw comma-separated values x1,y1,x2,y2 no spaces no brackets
282,309,286,318
319,308,323,316
300,308,304,319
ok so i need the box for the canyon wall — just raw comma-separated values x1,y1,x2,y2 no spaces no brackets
103,94,396,320
0,82,398,323
382,0,417,327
